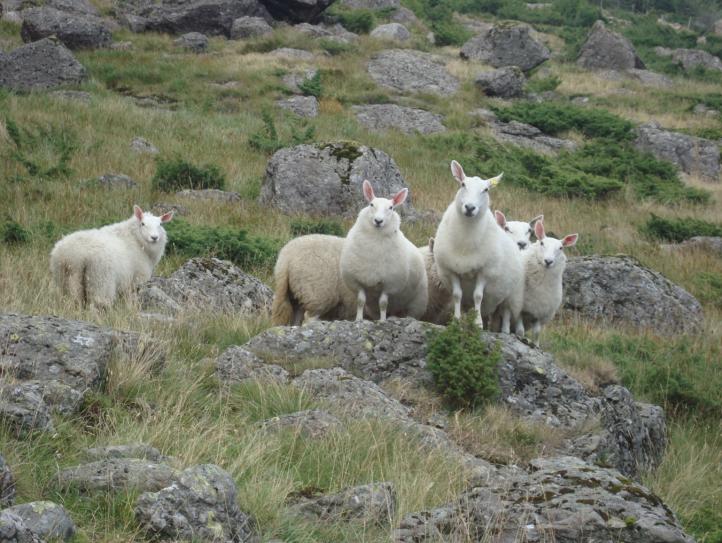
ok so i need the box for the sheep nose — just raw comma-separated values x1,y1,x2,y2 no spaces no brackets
464,204,476,214
518,241,527,249
151,235,159,241
544,258,553,267
374,218,383,226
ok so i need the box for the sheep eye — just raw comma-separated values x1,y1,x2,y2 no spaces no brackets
389,205,393,210
141,222,145,226
483,188,489,193
461,182,465,188
504,227,510,232
540,241,544,246
369,203,374,207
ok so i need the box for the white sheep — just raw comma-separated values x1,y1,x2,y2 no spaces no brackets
419,238,453,324
271,234,359,326
50,205,173,308
519,219,578,337
494,211,544,250
433,160,524,332
340,180,428,321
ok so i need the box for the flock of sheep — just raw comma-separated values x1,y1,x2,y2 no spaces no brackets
48,160,577,337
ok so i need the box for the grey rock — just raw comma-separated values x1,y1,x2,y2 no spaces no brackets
289,482,395,524
563,255,704,334
135,464,253,542
58,458,179,493
47,0,98,15
215,346,289,385
130,136,159,154
693,103,719,116
259,0,334,23
0,383,53,433
1,9,22,22
526,2,551,8
20,7,112,49
339,0,398,7
626,68,673,87
0,511,42,543
634,121,720,182
151,202,188,216
118,12,147,32
352,104,446,135
271,47,314,61
660,47,722,72
173,31,208,52
662,236,722,256
0,454,15,507
370,22,410,42
294,22,357,43
368,49,459,96
83,443,166,462
276,95,319,117
390,7,418,26
475,65,525,98
281,68,319,94
175,188,241,202
3,501,75,542
461,23,550,72
260,409,342,438
578,20,645,70
110,40,133,50
260,142,410,217
395,456,694,543
97,173,138,189
49,89,92,102
469,107,498,122
0,38,86,91
139,258,273,315
490,119,577,155
229,15,272,39
23,379,84,415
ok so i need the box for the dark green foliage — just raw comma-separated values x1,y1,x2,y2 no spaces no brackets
426,313,501,409
526,74,562,93
165,220,279,268
248,110,316,155
289,218,344,237
691,272,722,309
298,71,322,98
2,117,77,179
329,7,375,34
318,38,354,56
152,156,226,192
401,0,471,45
641,214,722,242
1,220,30,245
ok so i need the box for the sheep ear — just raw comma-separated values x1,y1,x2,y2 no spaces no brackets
133,205,144,222
488,173,503,187
160,211,174,223
391,188,408,207
494,210,506,228
362,180,375,203
428,237,435,253
534,220,546,240
562,233,578,247
529,214,544,227
450,160,465,184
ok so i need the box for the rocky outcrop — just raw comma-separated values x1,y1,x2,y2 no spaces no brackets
634,121,720,182
475,66,526,98
294,22,357,43
0,510,42,543
662,236,722,256
368,49,459,96
130,136,159,154
460,23,550,72
489,119,577,155
260,142,410,217
655,46,722,72
0,38,87,91
96,173,138,189
259,0,334,23
215,346,290,385
563,255,704,334
230,15,272,38
20,7,112,49
282,68,319,94
288,482,395,524
139,258,273,315
370,22,410,42
352,104,446,135
83,443,166,462
0,383,53,433
259,409,342,438
2,502,75,542
173,31,208,52
0,454,15,507
58,458,179,493
577,20,645,71
276,95,319,117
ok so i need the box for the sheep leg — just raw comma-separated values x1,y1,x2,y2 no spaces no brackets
514,319,525,338
292,306,305,326
451,275,462,319
501,308,511,334
531,321,542,340
473,275,486,327
379,292,388,322
355,289,366,321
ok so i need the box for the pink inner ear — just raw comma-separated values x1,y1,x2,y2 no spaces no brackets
451,160,465,183
534,221,545,240
562,234,578,247
494,210,506,227
134,206,144,221
392,188,408,207
362,180,375,202
160,212,173,223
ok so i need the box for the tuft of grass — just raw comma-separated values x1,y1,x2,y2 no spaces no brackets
248,110,316,155
298,71,323,98
152,156,226,192
641,214,722,242
1,219,31,245
2,116,77,180
289,218,344,237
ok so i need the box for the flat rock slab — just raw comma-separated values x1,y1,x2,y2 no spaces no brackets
460,23,550,72
0,454,15,507
289,482,395,524
577,20,645,71
352,104,446,134
0,38,87,91
368,49,459,96
563,255,704,333
259,409,342,438
2,502,75,542
20,7,112,49
58,458,179,493
96,173,138,189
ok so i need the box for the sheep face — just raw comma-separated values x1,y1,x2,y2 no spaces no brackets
450,160,501,219
496,212,544,250
133,205,173,245
532,221,578,269
360,180,407,231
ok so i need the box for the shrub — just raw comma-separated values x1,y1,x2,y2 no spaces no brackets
3,117,77,179
426,312,501,409
298,71,322,98
1,220,30,245
329,8,375,34
152,157,226,192
641,215,722,242
248,110,316,155
289,218,344,237
318,39,354,56
526,74,562,94
165,220,279,268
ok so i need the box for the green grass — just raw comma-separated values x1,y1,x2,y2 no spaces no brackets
642,214,722,242
152,156,226,192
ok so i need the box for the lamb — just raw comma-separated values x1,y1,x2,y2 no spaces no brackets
340,180,428,321
495,211,543,250
433,160,524,332
50,205,173,308
519,219,578,337
271,234,359,326
419,238,453,324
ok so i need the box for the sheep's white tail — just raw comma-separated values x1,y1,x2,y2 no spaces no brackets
271,257,301,326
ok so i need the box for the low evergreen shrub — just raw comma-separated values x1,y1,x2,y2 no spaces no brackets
641,215,722,242
152,157,226,192
1,220,31,245
289,218,344,237
3,117,77,179
298,71,322,98
248,110,316,155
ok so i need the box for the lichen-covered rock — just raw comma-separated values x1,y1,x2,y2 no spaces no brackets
461,23,550,72
130,136,159,154
0,511,42,543
1,454,15,507
634,121,720,182
215,346,289,385
577,20,645,70
0,382,53,433
229,15,272,39
289,482,395,525
294,22,358,43
370,22,410,42
281,68,319,93
2,502,75,542
368,49,459,96
474,66,525,98
139,258,273,315
395,456,695,543
58,458,179,493
260,142,410,217
656,46,722,72
490,120,577,155
563,255,704,333
0,38,86,91
271,47,314,61
174,31,208,52
176,189,241,202
22,379,84,415
259,409,342,438
135,464,253,542
83,443,167,462
20,7,112,49
96,173,138,189
276,95,319,117
352,104,446,135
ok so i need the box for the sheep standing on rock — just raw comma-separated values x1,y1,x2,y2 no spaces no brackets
433,160,524,332
495,211,544,250
340,180,428,321
419,238,453,324
50,205,173,308
520,219,578,337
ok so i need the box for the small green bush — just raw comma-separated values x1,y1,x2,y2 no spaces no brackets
152,157,226,192
1,220,30,245
289,218,344,237
318,39,354,56
165,220,279,268
426,312,501,409
641,215,722,242
3,117,77,179
526,74,562,94
691,272,722,310
298,71,322,98
331,8,375,34
248,110,316,155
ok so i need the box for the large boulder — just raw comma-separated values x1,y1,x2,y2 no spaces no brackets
46,0,99,16
260,142,410,217
135,464,254,542
0,454,15,507
656,46,722,72
2,502,75,542
563,255,704,333
370,22,410,42
474,66,525,98
460,23,550,72
368,49,459,96
288,482,395,524
58,458,179,493
577,20,644,71
258,0,334,23
20,7,112,49
0,511,42,543
0,38,86,91
139,258,273,315
395,456,695,543
634,121,720,182
173,31,208,52
352,104,446,135
229,15,272,38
